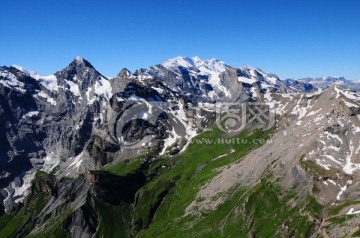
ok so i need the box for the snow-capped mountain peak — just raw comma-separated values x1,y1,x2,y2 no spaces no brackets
151,56,233,101
240,64,256,71
162,56,195,69
239,64,276,79
69,56,95,69
162,56,230,75
75,56,84,63
144,57,298,103
193,57,230,75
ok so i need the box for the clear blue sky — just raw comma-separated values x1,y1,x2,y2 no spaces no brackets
1,0,359,80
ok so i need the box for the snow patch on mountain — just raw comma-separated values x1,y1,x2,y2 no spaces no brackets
346,207,360,215
22,111,39,119
12,65,58,91
0,68,26,92
160,127,178,155
343,101,359,108
12,170,35,204
162,56,228,73
66,152,84,175
66,80,81,97
94,76,113,99
36,91,57,105
237,76,257,84
337,180,353,200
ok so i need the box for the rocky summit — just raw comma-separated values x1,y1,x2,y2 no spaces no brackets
1,56,360,237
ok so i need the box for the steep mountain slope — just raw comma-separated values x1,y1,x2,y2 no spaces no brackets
0,57,202,212
184,86,360,237
0,58,113,212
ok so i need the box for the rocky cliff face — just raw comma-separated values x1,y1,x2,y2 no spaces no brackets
0,58,113,212
0,57,202,212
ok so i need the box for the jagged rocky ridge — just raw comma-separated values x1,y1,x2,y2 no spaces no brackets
1,56,360,237
307,76,360,91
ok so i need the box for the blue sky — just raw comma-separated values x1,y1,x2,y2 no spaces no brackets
0,0,359,80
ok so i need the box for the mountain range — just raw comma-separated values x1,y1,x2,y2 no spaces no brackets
1,56,360,237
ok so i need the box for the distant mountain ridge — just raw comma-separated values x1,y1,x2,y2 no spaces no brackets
289,76,360,91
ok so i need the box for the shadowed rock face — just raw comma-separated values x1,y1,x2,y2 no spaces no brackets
0,59,110,211
284,78,314,92
92,171,147,204
4,167,148,238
